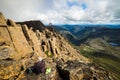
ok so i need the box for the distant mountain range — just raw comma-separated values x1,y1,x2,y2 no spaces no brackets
53,24,120,80
53,24,120,46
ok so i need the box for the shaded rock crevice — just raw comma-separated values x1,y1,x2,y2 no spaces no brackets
57,65,70,80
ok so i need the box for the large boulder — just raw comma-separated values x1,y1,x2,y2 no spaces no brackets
57,60,113,80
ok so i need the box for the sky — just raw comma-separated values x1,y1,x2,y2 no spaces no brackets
0,0,120,24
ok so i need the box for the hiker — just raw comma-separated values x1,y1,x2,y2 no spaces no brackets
26,57,45,75
33,60,45,74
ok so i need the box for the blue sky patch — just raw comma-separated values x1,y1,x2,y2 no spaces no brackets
81,3,87,10
67,1,79,7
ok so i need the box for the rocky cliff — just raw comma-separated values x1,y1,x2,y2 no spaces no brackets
0,12,114,80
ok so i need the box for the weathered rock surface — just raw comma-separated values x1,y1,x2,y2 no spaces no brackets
57,60,113,80
0,12,114,80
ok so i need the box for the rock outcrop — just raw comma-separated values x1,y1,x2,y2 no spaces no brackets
0,12,114,80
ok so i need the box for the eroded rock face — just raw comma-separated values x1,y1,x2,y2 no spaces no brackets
0,12,114,80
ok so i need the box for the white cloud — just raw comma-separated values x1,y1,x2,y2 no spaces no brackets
0,0,120,24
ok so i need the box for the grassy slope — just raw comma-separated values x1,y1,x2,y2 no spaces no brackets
73,45,120,80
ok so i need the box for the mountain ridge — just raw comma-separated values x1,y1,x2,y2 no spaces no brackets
0,12,114,80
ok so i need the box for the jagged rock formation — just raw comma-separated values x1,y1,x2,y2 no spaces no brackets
0,12,114,80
